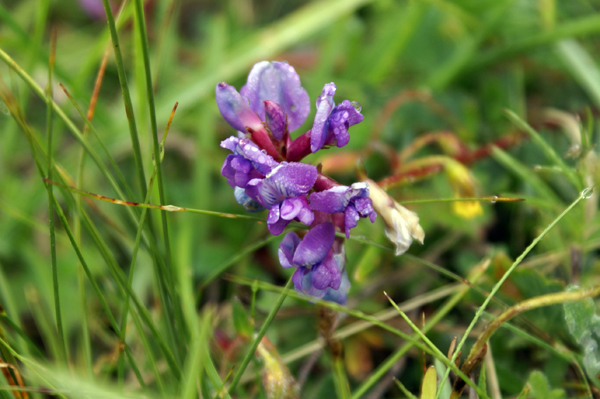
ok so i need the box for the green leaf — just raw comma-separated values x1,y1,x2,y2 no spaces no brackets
420,366,437,399
232,298,253,339
526,370,566,399
563,285,600,381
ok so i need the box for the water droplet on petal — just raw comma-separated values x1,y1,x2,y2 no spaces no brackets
490,196,498,204
582,187,594,199
351,101,362,112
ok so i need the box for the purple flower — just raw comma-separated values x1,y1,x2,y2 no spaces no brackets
309,182,377,238
216,82,264,134
310,84,364,153
221,136,279,177
245,162,318,235
278,223,349,302
240,61,310,132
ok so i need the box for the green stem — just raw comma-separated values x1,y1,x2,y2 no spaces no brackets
45,33,67,365
350,260,488,399
437,192,586,398
133,0,185,353
100,0,147,199
450,286,600,399
227,279,293,394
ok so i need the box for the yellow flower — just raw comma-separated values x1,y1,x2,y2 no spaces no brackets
445,159,482,219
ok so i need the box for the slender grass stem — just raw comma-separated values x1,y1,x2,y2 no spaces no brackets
133,0,185,354
100,0,147,199
44,30,67,365
72,46,109,381
117,103,177,387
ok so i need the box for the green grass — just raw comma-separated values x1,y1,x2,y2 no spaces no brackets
2,0,600,398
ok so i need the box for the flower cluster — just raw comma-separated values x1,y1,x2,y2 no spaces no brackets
216,61,375,304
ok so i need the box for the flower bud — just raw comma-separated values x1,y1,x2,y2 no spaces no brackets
366,179,424,255
256,338,299,399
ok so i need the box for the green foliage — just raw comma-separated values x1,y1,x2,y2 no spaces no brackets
564,285,600,382
526,370,566,399
2,0,600,398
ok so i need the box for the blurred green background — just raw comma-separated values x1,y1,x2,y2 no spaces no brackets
2,0,600,398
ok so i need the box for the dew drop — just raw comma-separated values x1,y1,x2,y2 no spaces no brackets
261,149,267,155
351,101,362,112
581,187,594,199
490,196,498,204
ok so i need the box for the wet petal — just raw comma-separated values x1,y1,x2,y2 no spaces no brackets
310,83,336,153
311,261,333,290
220,136,278,176
293,222,335,266
215,82,263,132
267,205,280,224
278,232,300,268
325,100,364,148
264,100,286,140
240,61,310,131
259,163,317,207
309,186,349,213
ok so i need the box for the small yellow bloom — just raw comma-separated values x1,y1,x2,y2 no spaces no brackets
366,179,425,255
445,160,482,219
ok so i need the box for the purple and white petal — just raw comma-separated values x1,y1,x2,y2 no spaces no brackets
280,197,313,226
296,206,315,226
215,82,263,133
240,61,310,131
259,163,318,207
293,222,335,266
309,185,350,213
264,100,286,140
220,136,278,175
310,83,336,153
279,232,300,268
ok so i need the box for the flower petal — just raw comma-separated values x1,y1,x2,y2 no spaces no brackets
215,82,263,133
322,270,350,305
278,232,300,268
234,187,265,212
259,163,317,207
264,100,286,140
311,261,333,290
310,83,336,153
293,222,335,266
220,136,278,175
240,61,310,131
309,185,349,213
344,204,360,239
293,268,327,300
325,100,364,148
